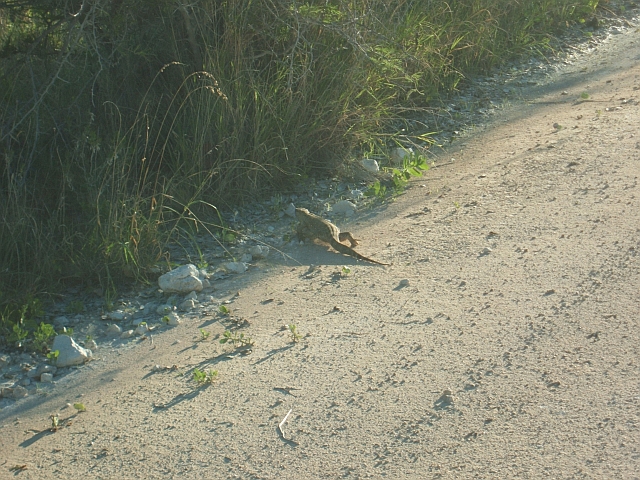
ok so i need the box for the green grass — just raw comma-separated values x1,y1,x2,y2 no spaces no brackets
0,0,602,348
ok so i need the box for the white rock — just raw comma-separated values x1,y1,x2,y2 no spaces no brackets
249,245,270,259
223,262,248,274
158,264,203,293
120,330,134,339
40,373,53,383
350,189,364,200
106,324,122,336
390,147,414,165
201,278,211,289
107,310,127,321
51,335,92,368
332,200,356,216
164,312,181,326
85,339,98,351
361,158,380,173
135,324,149,336
27,364,56,379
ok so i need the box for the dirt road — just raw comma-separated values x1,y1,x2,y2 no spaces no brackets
1,25,639,480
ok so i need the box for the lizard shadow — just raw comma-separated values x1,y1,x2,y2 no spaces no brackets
293,244,387,267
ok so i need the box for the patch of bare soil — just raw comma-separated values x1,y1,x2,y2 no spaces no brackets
1,25,640,480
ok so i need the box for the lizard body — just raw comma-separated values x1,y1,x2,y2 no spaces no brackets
295,208,389,265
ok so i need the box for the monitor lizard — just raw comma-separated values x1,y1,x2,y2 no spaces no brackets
295,207,389,265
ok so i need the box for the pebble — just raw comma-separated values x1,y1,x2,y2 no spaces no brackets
12,386,28,399
120,330,134,339
224,262,248,274
361,158,380,173
165,312,181,326
106,324,122,336
134,324,149,336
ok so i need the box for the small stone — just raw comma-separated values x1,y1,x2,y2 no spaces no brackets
120,330,134,339
184,291,198,301
51,335,92,368
85,339,98,351
156,304,174,315
435,389,454,408
20,378,30,387
332,200,356,216
249,245,269,259
106,324,122,336
158,264,203,293
284,203,297,218
40,373,53,383
1,387,12,398
107,310,126,321
399,279,410,287
361,158,379,173
223,262,248,274
134,324,149,336
179,299,195,311
390,147,414,165
479,247,492,256
27,364,57,379
12,386,28,399
0,355,9,369
164,312,181,327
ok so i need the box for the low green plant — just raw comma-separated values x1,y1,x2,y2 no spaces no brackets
365,180,388,199
192,367,218,385
73,403,86,412
199,328,211,341
218,305,230,316
47,350,60,363
50,414,59,432
33,323,56,352
288,324,302,343
390,153,430,190
220,330,254,348
0,295,44,348
366,153,430,198
341,266,351,276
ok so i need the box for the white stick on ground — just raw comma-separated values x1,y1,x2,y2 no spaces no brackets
279,408,293,439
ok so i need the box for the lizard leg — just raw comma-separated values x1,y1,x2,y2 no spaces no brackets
339,232,359,247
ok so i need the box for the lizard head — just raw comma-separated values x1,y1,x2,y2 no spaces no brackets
295,207,309,219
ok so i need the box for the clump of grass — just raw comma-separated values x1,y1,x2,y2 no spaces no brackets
192,368,218,385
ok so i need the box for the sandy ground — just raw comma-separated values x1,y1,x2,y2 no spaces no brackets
1,26,639,480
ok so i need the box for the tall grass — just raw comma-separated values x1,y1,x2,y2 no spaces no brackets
0,0,599,335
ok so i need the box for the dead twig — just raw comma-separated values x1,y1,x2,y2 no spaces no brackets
278,408,293,439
